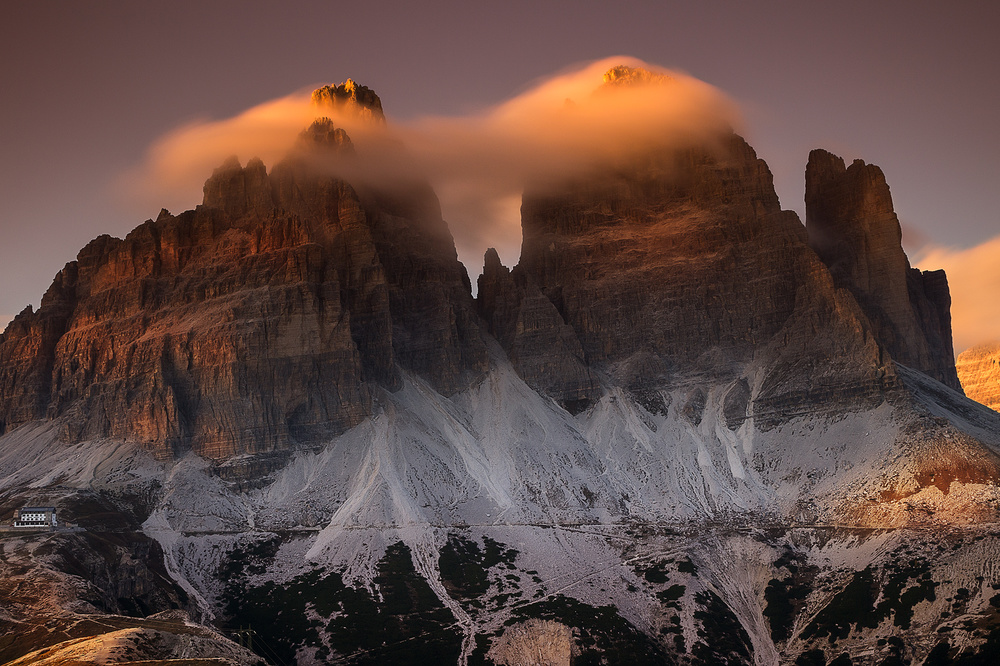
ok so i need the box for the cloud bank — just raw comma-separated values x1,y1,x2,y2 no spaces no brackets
914,236,1000,354
123,56,739,268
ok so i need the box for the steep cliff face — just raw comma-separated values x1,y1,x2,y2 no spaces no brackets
957,342,1000,411
477,248,598,412
805,149,960,389
0,94,487,459
479,131,892,422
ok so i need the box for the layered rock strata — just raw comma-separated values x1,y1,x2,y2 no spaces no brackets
957,342,1000,411
0,101,486,458
805,149,960,389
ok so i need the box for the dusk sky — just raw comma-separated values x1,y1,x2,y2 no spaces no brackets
2,1,998,352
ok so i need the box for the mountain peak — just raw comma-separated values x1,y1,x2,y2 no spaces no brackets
295,118,356,153
600,64,673,88
310,78,385,123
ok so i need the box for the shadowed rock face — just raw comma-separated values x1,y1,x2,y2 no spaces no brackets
805,149,960,389
479,134,895,421
0,113,487,459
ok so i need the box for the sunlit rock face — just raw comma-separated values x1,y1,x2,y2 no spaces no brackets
0,96,487,459
601,63,673,87
0,72,964,460
957,342,1000,411
310,78,386,124
805,149,960,389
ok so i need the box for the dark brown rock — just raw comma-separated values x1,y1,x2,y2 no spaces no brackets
202,155,275,218
364,183,489,396
478,248,597,411
805,149,960,389
476,105,909,424
512,134,811,373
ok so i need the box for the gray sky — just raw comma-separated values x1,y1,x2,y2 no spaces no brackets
2,1,998,349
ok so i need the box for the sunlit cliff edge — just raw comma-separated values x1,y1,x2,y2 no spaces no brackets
957,341,1000,412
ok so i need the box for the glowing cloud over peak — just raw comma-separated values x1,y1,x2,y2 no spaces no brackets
122,57,740,270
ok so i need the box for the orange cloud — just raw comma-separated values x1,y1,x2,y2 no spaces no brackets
402,57,739,266
121,57,739,271
914,235,1000,354
118,93,317,215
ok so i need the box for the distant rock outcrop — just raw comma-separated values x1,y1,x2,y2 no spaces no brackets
805,149,960,389
478,248,598,413
957,342,1000,411
488,619,575,666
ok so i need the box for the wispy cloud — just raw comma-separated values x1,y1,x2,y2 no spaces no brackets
121,56,739,269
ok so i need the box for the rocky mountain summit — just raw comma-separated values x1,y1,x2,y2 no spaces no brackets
2,71,1000,665
479,134,890,424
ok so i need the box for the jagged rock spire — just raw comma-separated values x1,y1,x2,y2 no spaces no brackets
310,78,385,124
806,148,960,389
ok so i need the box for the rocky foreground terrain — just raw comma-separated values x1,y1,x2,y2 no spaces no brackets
2,71,1000,665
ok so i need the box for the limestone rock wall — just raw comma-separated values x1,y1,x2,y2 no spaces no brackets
0,77,964,457
805,149,960,389
479,133,895,420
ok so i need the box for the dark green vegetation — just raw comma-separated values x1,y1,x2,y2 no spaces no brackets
691,589,753,666
764,577,811,642
920,619,1000,665
633,556,693,653
658,584,685,605
437,532,520,604
677,557,698,574
764,548,817,643
223,540,461,665
793,649,854,665
639,558,673,584
803,556,938,641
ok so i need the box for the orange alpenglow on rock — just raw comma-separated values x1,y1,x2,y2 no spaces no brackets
310,78,386,124
957,342,1000,411
600,64,674,88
